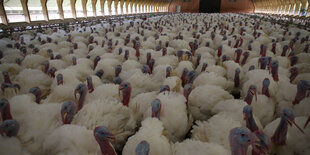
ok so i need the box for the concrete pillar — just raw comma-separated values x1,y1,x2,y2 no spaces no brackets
100,0,106,16
0,0,8,24
70,0,77,18
20,0,31,23
107,0,112,15
82,0,87,18
114,0,119,15
41,0,49,21
92,0,98,16
57,0,64,20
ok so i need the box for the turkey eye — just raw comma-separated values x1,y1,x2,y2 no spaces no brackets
241,133,245,137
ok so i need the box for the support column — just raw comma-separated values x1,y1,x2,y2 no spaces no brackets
114,0,119,15
130,0,134,14
120,0,124,14
57,0,64,20
92,0,97,16
0,0,8,25
40,0,49,21
107,0,112,15
70,0,77,18
134,0,138,13
295,0,302,15
300,0,308,15
82,0,87,18
125,0,130,14
100,0,106,16
307,0,310,16
20,0,31,23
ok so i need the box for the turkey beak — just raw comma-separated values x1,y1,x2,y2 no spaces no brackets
243,113,247,120
74,89,79,100
118,85,124,97
252,133,271,154
304,116,310,128
61,109,68,124
251,88,257,101
287,118,304,134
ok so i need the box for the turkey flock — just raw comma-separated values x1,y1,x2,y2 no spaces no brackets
0,13,309,155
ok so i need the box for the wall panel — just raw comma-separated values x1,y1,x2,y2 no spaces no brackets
220,0,254,13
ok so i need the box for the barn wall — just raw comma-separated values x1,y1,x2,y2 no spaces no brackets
168,0,200,13
220,0,254,13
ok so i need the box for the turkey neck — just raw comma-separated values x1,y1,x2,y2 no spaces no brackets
241,54,249,65
122,87,131,106
98,140,117,155
244,92,254,105
271,118,288,146
231,142,250,155
246,114,258,132
78,89,87,110
1,105,12,121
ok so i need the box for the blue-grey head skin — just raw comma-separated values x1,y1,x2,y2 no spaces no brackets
272,108,304,146
96,69,104,78
252,130,271,154
151,99,161,120
124,50,129,60
0,98,9,111
72,57,77,65
243,105,258,132
201,63,208,71
29,87,41,104
135,140,150,155
166,66,172,78
281,108,296,127
249,65,255,71
229,127,253,155
187,70,196,84
115,65,122,77
155,45,161,51
293,80,310,105
93,126,116,155
61,101,77,124
177,50,183,58
113,77,122,85
262,78,270,87
142,65,151,74
119,47,123,55
0,119,20,137
56,74,63,85
94,126,115,142
159,85,170,93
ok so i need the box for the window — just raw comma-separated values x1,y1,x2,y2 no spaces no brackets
292,3,296,14
287,5,291,15
47,0,59,20
111,1,115,15
117,2,121,14
104,1,109,15
123,3,127,14
297,2,302,15
28,0,44,21
302,1,309,16
4,0,25,23
86,0,94,17
133,4,136,14
63,0,73,18
76,0,83,17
